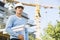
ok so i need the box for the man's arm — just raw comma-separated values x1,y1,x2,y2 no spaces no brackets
5,16,19,37
6,16,24,40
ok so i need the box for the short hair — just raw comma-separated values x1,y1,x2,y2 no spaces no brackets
15,6,24,9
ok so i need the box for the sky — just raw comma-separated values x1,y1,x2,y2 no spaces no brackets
16,0,60,34
0,0,60,35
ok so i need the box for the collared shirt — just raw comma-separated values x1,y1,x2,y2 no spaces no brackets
6,15,29,40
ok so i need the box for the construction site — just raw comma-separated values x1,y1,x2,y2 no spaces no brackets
0,0,60,40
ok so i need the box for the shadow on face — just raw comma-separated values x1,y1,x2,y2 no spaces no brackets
15,6,24,14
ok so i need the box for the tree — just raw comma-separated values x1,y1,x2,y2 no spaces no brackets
29,33,35,40
41,34,55,40
45,21,60,40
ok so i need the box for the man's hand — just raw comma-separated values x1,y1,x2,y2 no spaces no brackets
18,35,24,40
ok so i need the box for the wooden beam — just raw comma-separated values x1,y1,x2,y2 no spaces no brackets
0,32,10,38
13,1,59,8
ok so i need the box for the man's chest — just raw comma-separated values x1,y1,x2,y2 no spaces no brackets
13,19,27,26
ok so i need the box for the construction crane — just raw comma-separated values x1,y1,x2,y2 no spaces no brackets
3,0,59,40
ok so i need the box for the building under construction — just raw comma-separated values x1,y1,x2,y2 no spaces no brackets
0,1,36,40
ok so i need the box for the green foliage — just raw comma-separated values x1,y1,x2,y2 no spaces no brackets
41,34,55,40
29,33,35,40
45,21,60,40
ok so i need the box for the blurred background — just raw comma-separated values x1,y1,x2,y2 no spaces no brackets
0,0,60,40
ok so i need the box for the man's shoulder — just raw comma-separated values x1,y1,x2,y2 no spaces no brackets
8,15,16,21
9,15,15,18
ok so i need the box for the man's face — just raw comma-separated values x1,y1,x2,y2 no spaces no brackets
15,6,24,14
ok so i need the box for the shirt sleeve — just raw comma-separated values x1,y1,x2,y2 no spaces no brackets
5,16,19,37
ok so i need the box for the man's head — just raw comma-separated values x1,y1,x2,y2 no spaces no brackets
14,3,24,14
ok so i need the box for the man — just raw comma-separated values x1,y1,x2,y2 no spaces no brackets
6,3,28,40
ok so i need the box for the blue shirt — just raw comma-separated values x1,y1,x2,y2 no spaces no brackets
6,15,29,40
